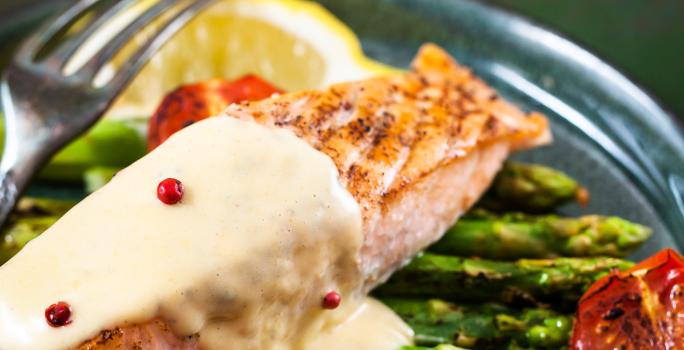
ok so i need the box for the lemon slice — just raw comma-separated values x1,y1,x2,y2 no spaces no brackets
106,0,396,119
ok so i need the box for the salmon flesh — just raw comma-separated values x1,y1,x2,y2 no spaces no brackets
78,43,550,349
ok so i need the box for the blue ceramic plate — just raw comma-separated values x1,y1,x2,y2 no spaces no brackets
2,0,684,259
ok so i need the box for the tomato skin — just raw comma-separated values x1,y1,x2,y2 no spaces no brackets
570,249,684,350
147,75,282,150
571,273,657,350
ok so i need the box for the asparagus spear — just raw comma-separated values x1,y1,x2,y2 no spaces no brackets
36,119,147,182
430,210,652,259
387,299,572,349
479,162,588,213
1,115,146,183
373,253,632,309
84,166,120,193
0,197,75,264
0,216,59,264
12,197,77,218
399,346,468,350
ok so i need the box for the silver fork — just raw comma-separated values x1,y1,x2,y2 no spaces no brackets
0,0,214,228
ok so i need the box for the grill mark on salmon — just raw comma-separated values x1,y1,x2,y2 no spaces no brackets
76,43,549,349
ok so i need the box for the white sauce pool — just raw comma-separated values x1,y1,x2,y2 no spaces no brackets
0,117,411,349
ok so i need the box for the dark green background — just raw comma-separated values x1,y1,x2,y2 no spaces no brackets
485,0,684,121
1,0,683,120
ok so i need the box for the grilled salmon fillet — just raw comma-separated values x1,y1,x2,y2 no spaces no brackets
77,44,549,349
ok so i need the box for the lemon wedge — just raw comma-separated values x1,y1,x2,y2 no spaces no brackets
106,0,396,119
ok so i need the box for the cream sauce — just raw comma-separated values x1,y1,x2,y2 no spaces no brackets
301,297,413,350
0,117,410,349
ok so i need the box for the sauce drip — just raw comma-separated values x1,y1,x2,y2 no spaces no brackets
0,117,409,349
302,297,413,349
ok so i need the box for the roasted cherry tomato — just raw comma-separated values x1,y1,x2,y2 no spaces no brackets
147,75,282,150
571,248,684,350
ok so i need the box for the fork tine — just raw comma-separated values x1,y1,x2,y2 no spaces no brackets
48,0,134,68
102,0,214,91
76,0,179,78
14,0,100,62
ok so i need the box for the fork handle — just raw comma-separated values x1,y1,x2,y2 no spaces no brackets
0,171,19,229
